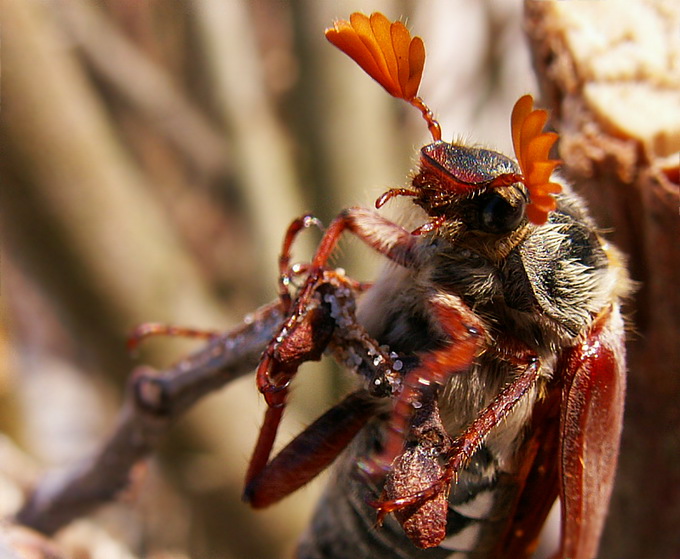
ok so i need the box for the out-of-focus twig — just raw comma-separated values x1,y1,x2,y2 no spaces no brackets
53,0,231,181
0,523,69,559
15,302,284,535
1,0,229,372
193,0,310,281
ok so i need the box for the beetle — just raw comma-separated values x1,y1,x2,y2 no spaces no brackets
242,12,631,559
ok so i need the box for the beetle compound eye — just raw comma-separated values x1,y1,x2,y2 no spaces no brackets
478,192,525,234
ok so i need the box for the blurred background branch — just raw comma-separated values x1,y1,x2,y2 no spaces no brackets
57,0,231,181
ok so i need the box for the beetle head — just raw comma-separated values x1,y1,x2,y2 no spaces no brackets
408,141,528,235
325,12,562,226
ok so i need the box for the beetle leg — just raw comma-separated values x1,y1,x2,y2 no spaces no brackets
279,207,416,315
246,272,364,501
442,358,541,482
127,323,221,354
244,208,438,513
244,390,378,508
361,294,486,478
283,208,422,335
312,207,420,269
244,402,286,491
371,358,541,530
278,214,323,310
246,283,337,486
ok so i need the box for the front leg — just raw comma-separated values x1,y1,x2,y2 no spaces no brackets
245,208,417,508
285,207,423,351
244,273,402,508
312,207,421,270
245,274,348,492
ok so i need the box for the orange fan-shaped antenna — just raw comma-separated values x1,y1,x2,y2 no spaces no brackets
510,95,562,225
325,12,441,141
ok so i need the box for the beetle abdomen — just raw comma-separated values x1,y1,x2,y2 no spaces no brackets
297,423,524,559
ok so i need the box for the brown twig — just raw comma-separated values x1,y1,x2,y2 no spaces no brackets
54,0,231,180
15,302,284,535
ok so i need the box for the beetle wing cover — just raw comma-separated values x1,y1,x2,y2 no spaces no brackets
495,389,562,558
325,12,424,101
496,308,626,559
557,307,627,559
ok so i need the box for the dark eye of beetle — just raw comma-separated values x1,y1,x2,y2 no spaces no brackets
477,192,525,234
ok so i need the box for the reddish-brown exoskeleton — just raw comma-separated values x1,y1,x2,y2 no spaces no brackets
241,12,631,559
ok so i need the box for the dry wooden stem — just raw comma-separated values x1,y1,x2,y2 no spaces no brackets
15,302,284,535
55,0,231,179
